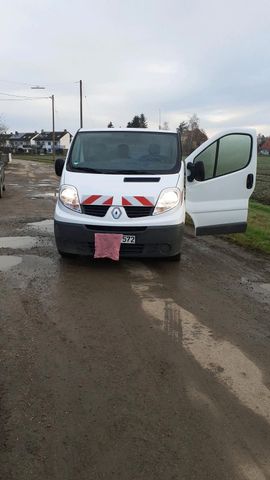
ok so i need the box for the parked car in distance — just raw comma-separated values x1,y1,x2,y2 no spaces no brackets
0,160,6,197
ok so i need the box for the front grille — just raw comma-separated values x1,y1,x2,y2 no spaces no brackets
85,225,147,232
124,206,154,218
82,205,154,218
81,205,110,217
88,242,144,256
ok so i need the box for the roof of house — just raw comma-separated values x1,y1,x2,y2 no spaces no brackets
35,130,71,142
0,133,12,139
9,132,38,141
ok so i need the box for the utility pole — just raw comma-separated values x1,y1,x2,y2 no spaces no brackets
31,85,56,161
80,80,83,128
158,109,161,130
51,95,55,162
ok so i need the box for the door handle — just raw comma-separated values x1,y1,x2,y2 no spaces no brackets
246,174,254,189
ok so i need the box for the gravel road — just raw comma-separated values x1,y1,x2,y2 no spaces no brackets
0,160,270,480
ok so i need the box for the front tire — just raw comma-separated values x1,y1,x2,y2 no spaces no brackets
58,250,76,258
168,253,181,262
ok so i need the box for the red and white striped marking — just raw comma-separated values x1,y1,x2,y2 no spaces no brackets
82,195,113,206
81,194,155,207
122,196,155,207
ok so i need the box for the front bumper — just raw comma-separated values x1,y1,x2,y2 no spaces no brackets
54,220,184,258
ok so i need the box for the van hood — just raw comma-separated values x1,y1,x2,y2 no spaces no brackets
62,171,180,206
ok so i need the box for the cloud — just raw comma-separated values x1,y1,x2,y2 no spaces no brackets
1,0,270,135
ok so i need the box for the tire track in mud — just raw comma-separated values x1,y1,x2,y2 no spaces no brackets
126,262,270,479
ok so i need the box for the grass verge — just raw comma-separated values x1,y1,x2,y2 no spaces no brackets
186,201,270,255
12,155,55,164
225,201,270,255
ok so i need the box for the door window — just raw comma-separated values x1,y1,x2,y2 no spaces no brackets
194,142,216,180
216,134,251,176
194,134,252,181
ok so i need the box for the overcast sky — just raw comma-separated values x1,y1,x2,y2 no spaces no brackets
0,0,270,136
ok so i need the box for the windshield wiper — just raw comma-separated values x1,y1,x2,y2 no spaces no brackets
71,166,164,175
73,166,105,173
116,170,154,174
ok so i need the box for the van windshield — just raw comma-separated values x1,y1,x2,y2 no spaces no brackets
67,131,180,174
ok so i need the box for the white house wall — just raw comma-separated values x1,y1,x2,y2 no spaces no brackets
59,133,70,150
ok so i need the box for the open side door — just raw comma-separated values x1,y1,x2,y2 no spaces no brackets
185,128,257,235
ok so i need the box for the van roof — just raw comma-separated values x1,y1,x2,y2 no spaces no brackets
78,128,177,134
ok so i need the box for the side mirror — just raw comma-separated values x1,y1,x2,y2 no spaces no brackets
187,160,205,182
55,158,65,177
194,160,205,181
187,162,195,182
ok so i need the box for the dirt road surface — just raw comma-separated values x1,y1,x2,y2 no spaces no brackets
0,160,270,480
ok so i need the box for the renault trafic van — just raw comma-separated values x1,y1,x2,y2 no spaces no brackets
54,128,256,260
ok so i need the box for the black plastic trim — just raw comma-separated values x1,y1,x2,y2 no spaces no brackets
124,177,160,182
54,220,184,257
85,225,147,232
213,139,219,178
196,222,247,236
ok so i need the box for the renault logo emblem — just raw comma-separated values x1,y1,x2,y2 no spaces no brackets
111,207,122,219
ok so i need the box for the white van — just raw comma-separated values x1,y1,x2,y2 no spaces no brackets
54,128,256,261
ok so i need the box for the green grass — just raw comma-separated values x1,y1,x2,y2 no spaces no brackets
252,155,270,205
227,201,270,254
12,154,55,164
186,201,270,255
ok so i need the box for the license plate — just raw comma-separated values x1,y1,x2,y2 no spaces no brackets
121,235,136,244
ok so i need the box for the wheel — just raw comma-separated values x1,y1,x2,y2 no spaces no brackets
168,253,181,262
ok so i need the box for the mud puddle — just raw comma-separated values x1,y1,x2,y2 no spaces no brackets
0,255,22,271
27,219,54,234
0,236,39,249
31,193,57,199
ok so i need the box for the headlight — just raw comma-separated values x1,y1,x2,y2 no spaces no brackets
153,188,182,215
59,185,81,213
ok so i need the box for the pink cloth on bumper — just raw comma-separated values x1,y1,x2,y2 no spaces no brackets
94,233,123,261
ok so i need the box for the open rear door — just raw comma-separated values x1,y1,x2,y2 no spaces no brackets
185,128,257,235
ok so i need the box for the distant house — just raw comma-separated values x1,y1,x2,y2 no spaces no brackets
34,130,72,153
7,132,39,153
260,138,270,155
0,133,12,150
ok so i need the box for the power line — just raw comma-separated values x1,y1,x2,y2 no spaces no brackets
0,98,50,101
0,79,80,88
0,91,50,99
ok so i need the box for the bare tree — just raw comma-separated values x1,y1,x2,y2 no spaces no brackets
162,121,169,130
180,114,208,156
188,113,199,130
177,121,188,136
0,119,8,149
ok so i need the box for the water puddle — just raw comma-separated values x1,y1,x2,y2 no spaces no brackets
31,193,57,199
27,219,54,234
0,236,38,249
260,283,270,293
37,183,54,187
0,255,22,272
